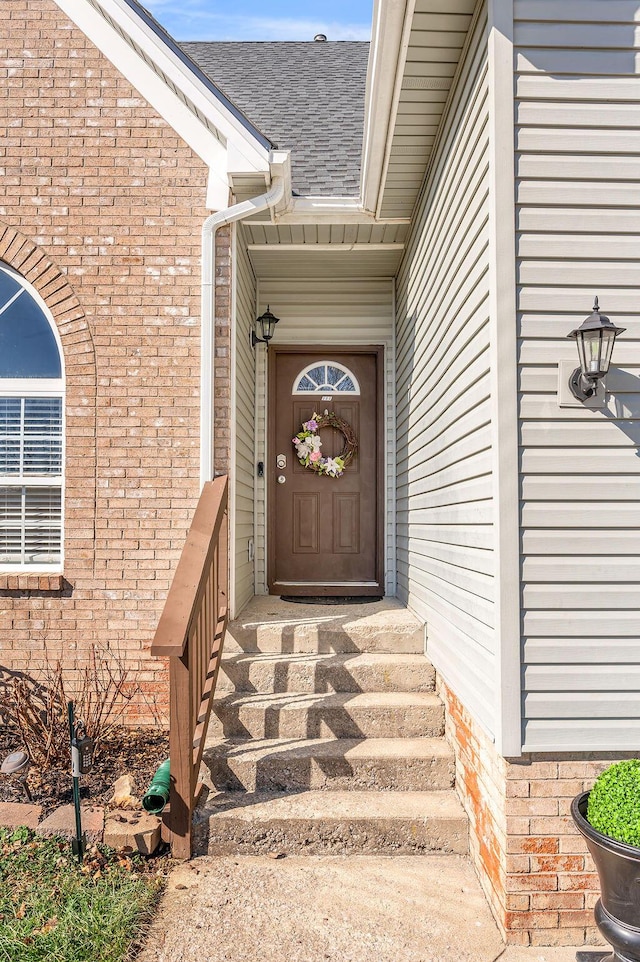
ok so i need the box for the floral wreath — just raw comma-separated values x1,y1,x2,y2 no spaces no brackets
292,412,358,478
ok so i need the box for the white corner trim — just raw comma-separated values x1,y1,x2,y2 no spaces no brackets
361,0,413,215
386,277,398,597
206,169,233,212
487,0,522,758
229,223,238,619
54,0,271,176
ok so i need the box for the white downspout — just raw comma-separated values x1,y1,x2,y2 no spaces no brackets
200,175,285,485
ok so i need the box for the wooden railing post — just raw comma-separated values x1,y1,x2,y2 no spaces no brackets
151,477,229,859
219,504,229,625
169,646,193,860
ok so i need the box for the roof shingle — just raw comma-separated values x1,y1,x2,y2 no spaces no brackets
179,41,370,197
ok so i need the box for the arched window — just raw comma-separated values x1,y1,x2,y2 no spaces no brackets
0,264,64,569
293,361,360,395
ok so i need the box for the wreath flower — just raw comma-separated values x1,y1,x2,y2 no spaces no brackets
292,412,358,478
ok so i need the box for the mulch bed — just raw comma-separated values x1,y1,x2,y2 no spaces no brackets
0,726,169,816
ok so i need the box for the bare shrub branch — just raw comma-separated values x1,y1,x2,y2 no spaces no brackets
0,645,138,769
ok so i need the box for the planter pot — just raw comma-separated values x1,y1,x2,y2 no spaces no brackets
571,791,640,962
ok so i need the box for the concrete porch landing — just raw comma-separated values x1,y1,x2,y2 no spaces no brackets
137,854,505,962
137,855,586,962
226,596,424,654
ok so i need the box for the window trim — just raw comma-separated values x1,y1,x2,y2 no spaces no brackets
292,360,361,396
0,264,65,572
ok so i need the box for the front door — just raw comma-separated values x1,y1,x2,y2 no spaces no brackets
268,347,383,596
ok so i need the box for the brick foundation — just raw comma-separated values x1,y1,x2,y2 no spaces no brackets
439,676,627,946
0,0,232,722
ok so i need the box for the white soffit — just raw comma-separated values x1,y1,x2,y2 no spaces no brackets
364,0,476,221
244,223,408,278
247,247,403,279
243,223,409,246
54,0,272,207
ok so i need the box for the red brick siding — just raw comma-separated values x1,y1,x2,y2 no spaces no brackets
440,675,626,946
438,677,508,938
0,0,232,721
504,756,627,946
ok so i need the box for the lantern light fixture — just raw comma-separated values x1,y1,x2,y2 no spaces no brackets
251,305,279,348
567,297,625,402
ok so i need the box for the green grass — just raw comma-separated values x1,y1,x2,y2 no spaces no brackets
0,827,164,962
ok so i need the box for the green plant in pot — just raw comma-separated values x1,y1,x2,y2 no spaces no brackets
571,760,640,962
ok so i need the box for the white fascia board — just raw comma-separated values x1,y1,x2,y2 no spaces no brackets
250,196,410,226
54,0,271,178
246,244,404,253
360,0,413,215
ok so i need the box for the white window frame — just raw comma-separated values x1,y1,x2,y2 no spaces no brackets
292,360,361,395
0,265,65,572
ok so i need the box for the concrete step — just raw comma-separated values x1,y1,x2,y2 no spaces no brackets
226,597,424,654
218,652,435,695
209,691,444,740
202,737,455,793
193,790,468,856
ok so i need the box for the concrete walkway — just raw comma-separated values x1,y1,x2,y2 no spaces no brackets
137,854,584,962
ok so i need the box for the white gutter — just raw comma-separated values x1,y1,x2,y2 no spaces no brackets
200,173,287,485
360,0,413,215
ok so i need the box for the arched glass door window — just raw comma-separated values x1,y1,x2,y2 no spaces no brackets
292,361,360,395
0,264,64,569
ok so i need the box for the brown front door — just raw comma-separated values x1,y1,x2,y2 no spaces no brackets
268,347,383,596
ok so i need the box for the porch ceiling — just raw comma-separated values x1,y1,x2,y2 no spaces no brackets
376,0,476,221
244,222,408,280
248,247,403,279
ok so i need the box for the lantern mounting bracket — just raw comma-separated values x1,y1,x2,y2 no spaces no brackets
569,367,597,402
557,361,606,409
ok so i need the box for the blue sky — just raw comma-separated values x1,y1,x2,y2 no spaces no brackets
144,0,373,41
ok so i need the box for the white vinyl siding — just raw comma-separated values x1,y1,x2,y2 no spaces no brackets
515,1,640,750
395,9,495,734
233,231,257,615
255,277,395,595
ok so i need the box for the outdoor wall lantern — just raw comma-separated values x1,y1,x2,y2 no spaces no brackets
251,305,279,348
567,297,625,402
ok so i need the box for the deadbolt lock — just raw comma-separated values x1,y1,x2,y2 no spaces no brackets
276,454,287,469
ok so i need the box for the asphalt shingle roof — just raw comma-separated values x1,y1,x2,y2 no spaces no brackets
179,41,370,197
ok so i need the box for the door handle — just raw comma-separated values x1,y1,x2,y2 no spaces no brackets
277,475,286,484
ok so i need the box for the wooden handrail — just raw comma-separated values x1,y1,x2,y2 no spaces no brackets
151,476,229,859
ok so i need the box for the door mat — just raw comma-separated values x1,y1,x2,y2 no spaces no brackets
280,596,383,605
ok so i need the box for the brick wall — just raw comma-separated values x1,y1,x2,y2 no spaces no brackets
0,0,231,722
504,755,627,946
438,677,508,937
440,676,625,947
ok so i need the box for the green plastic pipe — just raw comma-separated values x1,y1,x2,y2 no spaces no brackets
143,758,170,814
